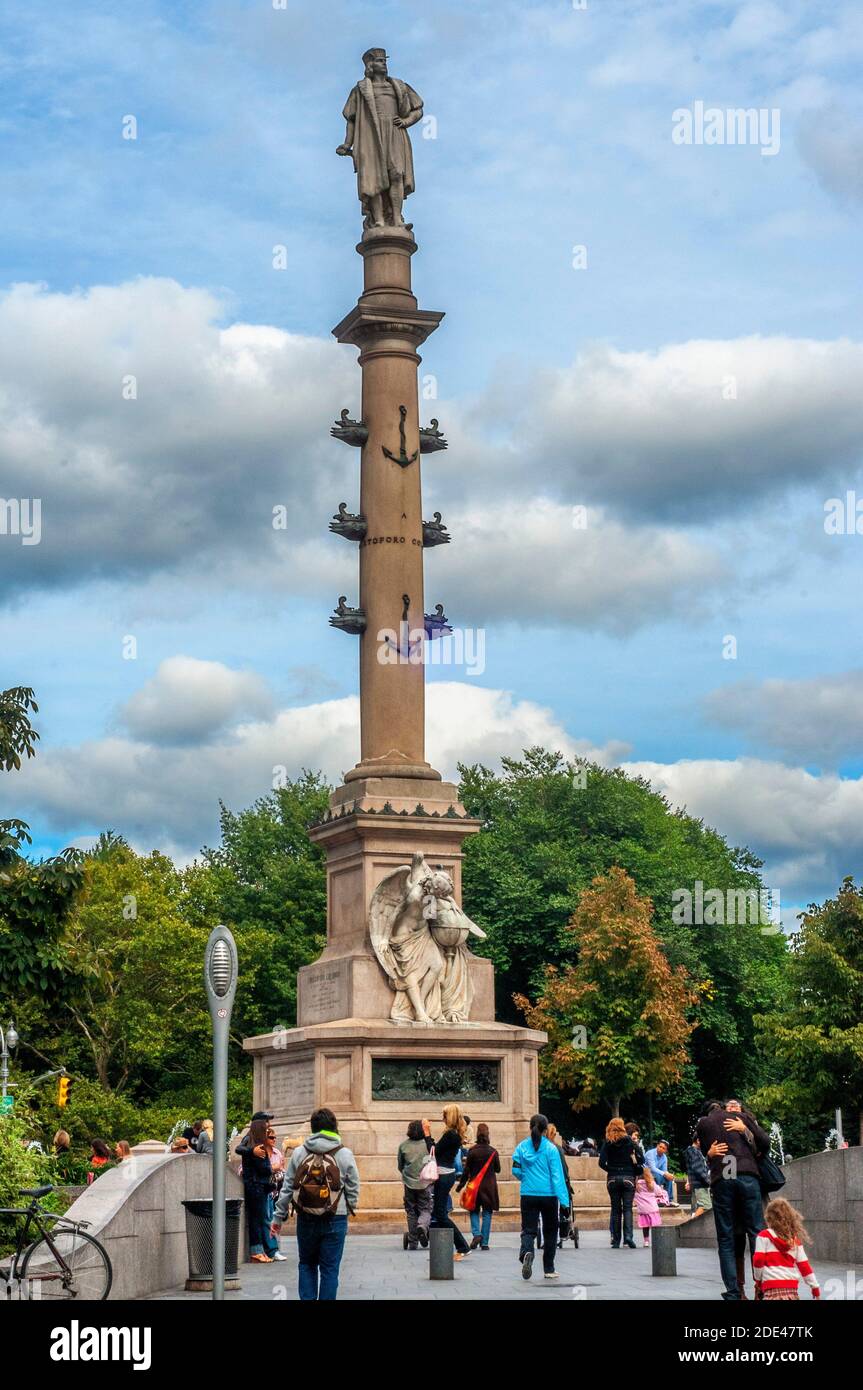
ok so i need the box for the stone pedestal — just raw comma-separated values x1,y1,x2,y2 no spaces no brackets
303,775,493,1025
244,1017,545,1229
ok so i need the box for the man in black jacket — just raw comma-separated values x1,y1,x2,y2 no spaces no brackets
696,1099,769,1300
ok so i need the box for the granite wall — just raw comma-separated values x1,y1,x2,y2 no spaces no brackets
55,1148,243,1300
782,1146,863,1265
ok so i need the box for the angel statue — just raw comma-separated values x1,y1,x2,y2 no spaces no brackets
369,852,487,1024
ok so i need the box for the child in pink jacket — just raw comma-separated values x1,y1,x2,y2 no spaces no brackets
634,1169,669,1246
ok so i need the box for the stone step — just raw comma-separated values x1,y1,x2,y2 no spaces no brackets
351,1207,524,1234
354,1151,603,1182
357,1178,517,1209
349,1202,690,1235
354,1175,613,1210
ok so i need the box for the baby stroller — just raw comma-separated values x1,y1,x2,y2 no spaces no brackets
536,1205,579,1250
559,1205,579,1249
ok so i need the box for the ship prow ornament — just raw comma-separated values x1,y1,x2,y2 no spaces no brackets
329,595,366,634
419,418,448,453
329,502,367,542
424,604,452,640
331,409,368,447
422,511,450,547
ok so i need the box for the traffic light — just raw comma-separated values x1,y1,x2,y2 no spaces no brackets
57,1075,72,1108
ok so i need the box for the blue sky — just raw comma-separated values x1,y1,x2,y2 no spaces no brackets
2,0,863,920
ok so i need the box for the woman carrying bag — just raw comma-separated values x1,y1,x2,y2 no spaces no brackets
422,1106,471,1259
456,1123,501,1250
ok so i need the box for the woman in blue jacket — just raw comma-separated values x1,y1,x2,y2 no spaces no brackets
512,1113,571,1280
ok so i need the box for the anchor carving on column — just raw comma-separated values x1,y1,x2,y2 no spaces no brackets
382,405,418,469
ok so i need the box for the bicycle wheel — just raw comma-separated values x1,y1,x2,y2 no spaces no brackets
20,1227,113,1300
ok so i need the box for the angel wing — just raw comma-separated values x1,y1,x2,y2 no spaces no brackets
368,865,412,988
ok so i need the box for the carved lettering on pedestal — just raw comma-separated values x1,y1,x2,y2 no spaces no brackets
267,1058,315,1114
303,965,349,1022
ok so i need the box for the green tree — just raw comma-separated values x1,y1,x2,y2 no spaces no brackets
194,774,329,1031
0,1087,63,1255
0,687,85,999
459,749,788,1105
754,877,863,1145
517,867,696,1117
60,842,210,1092
0,685,39,861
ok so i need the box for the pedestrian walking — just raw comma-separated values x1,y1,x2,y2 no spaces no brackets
242,1117,276,1263
512,1113,570,1281
598,1117,642,1249
538,1124,573,1250
456,1122,500,1250
422,1106,471,1259
271,1107,360,1301
753,1198,820,1301
634,1169,668,1246
696,1097,770,1300
114,1140,132,1162
397,1119,434,1250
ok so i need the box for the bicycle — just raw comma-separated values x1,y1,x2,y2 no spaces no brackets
0,1184,113,1300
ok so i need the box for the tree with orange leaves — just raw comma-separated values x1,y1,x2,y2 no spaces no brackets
516,866,696,1118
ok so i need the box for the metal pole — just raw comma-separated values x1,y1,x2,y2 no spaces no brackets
0,1028,7,1099
204,926,238,1301
835,1108,844,1145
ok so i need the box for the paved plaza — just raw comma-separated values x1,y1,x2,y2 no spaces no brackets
149,1231,850,1301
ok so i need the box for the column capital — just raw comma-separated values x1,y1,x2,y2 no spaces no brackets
332,302,444,350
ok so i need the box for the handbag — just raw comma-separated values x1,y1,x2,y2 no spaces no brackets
459,1153,495,1212
757,1152,786,1196
418,1145,439,1187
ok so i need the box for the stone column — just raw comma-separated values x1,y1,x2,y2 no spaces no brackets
332,226,443,783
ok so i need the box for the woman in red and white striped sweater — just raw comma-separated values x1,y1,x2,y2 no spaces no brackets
753,1198,820,1301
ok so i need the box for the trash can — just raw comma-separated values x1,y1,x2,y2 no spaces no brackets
182,1198,243,1292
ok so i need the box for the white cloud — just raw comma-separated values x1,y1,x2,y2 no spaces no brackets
1,678,620,858
477,336,863,520
797,107,863,204
704,669,863,766
0,278,356,595
623,755,863,903
6,659,862,906
0,276,750,632
119,656,275,744
435,500,726,633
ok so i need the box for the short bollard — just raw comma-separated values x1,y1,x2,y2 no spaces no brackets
429,1227,454,1279
651,1225,677,1277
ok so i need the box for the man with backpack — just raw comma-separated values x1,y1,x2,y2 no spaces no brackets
270,1107,360,1301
